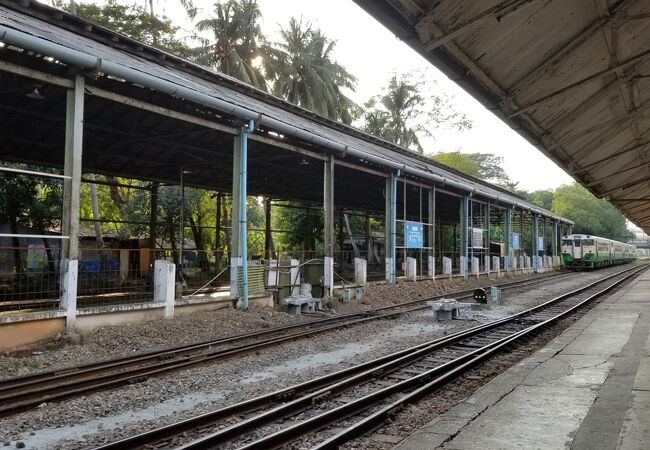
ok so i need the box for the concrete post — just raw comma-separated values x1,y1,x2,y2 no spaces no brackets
154,260,175,319
61,75,84,329
428,255,435,279
60,259,78,329
324,155,335,295
354,257,367,285
443,256,452,279
406,257,417,281
230,135,242,297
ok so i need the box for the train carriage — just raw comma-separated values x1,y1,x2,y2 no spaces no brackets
561,234,636,269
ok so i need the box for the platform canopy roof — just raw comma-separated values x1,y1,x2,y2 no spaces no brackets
0,0,571,222
354,0,650,232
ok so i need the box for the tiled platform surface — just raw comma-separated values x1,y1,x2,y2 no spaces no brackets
395,267,650,450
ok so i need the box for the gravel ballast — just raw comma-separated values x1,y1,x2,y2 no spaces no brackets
0,266,633,449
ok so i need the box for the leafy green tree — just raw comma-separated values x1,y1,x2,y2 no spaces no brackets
194,0,268,89
551,182,633,241
361,72,472,152
265,18,358,124
56,0,194,57
431,151,511,183
431,151,483,179
527,189,554,211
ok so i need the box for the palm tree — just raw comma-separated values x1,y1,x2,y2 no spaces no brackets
265,18,357,124
362,73,472,153
194,0,268,90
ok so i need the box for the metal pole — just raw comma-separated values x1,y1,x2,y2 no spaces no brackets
505,207,512,273
179,168,184,279
391,171,399,284
463,195,469,280
240,120,254,310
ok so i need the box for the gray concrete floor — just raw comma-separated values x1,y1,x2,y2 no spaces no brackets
395,268,650,450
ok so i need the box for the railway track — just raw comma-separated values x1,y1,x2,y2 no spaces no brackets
91,264,647,450
0,270,574,417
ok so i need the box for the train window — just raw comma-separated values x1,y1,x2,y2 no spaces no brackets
562,240,572,246
573,240,581,247
583,239,594,246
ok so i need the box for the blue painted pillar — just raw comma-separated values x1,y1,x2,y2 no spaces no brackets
461,195,469,280
505,207,512,274
533,213,539,272
385,171,399,284
239,120,254,310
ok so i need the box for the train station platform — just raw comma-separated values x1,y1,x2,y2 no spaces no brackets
396,268,650,450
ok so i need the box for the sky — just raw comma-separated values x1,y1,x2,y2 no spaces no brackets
48,0,575,191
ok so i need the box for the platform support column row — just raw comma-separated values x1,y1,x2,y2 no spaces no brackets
61,74,85,330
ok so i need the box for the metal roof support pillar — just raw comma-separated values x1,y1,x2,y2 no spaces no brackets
553,220,559,260
485,201,491,269
61,74,84,330
385,171,399,284
240,120,254,310
461,195,469,281
428,186,436,279
323,154,335,296
505,207,512,274
568,223,574,235
533,214,539,273
230,135,241,298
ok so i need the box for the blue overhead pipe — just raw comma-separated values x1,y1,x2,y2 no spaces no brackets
240,120,254,310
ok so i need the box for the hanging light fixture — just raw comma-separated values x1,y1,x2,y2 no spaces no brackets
26,85,44,100
299,157,310,165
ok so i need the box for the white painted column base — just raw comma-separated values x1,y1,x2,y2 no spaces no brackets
428,256,435,280
406,257,417,281
154,260,176,319
324,256,334,294
385,257,393,283
354,257,367,285
230,257,242,297
61,259,78,329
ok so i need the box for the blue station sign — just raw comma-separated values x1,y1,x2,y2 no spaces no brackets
405,221,424,249
512,233,521,250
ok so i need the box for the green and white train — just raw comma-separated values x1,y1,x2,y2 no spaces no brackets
562,234,636,268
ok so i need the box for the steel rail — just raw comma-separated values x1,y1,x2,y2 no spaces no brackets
0,271,563,391
96,265,643,450
176,265,646,450
313,265,648,449
0,271,568,415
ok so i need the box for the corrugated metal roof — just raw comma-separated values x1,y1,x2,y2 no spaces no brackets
0,1,569,222
354,0,648,231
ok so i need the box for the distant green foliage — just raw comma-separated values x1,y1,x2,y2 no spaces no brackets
551,183,633,241
431,151,482,178
431,151,510,184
